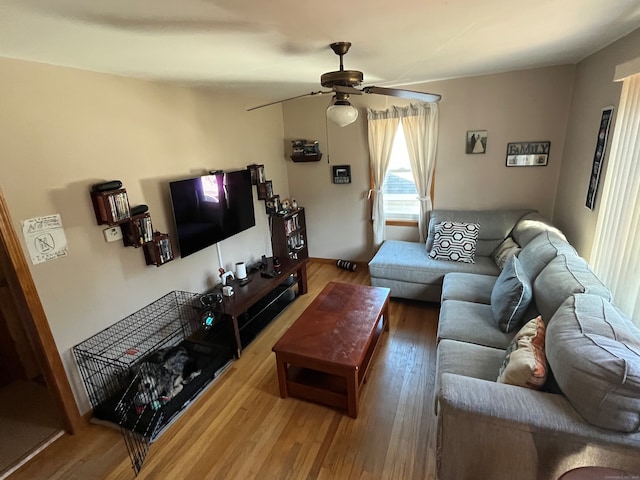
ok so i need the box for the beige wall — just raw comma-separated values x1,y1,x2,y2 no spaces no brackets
554,28,640,258
0,57,287,412
283,65,575,262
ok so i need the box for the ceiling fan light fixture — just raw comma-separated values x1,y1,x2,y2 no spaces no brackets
247,41,441,114
326,100,358,127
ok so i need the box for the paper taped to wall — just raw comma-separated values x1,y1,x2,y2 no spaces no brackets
22,214,69,265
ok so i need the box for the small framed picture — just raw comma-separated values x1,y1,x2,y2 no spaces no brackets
505,142,551,167
466,130,487,154
332,165,351,184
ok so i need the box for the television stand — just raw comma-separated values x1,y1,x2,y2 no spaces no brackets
210,257,308,357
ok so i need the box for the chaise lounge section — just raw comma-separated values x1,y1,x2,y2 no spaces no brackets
368,209,551,302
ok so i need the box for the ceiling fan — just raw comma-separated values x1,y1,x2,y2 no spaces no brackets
248,41,442,127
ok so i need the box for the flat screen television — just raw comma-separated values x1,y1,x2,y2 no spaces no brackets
169,169,256,257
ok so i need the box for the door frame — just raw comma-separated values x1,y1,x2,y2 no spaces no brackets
0,187,83,433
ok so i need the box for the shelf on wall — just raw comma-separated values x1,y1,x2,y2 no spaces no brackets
290,153,322,163
90,182,174,267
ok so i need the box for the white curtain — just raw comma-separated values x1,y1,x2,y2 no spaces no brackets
367,108,400,249
399,103,439,242
591,74,640,327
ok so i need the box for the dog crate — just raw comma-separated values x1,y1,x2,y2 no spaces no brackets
73,290,235,475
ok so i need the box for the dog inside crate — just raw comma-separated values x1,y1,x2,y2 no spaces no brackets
132,344,202,413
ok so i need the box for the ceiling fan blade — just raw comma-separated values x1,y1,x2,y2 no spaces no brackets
332,85,363,95
363,86,441,103
247,91,332,111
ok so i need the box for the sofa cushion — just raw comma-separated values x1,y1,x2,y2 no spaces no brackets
497,315,547,389
546,294,640,433
441,272,497,304
493,236,521,270
369,240,500,286
429,221,479,263
491,256,533,333
517,230,577,282
534,254,612,323
511,211,566,248
426,209,534,257
434,338,506,415
438,300,515,349
437,339,506,382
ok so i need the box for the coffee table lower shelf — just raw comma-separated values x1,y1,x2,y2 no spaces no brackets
286,366,349,412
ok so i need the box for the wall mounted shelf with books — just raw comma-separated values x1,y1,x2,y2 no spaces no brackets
90,181,174,267
91,189,131,226
143,232,174,267
121,213,153,248
290,139,321,163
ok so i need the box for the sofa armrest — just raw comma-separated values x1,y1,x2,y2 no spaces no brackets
436,373,640,480
439,373,640,445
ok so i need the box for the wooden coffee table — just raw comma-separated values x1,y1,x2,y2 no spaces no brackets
272,282,391,418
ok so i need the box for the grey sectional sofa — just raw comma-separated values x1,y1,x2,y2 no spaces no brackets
368,209,640,479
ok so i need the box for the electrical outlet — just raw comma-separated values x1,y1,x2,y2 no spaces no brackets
103,226,123,242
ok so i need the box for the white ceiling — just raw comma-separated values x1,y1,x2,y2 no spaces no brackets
2,0,640,103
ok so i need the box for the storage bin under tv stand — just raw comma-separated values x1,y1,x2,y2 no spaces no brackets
212,257,308,357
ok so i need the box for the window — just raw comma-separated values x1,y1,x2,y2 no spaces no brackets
382,123,419,222
591,74,640,326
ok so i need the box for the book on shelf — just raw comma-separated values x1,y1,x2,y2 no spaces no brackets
158,238,172,263
107,191,130,222
138,216,152,244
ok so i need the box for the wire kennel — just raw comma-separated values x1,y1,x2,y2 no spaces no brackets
73,290,235,475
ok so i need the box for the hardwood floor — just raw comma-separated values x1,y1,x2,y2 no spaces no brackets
9,262,440,480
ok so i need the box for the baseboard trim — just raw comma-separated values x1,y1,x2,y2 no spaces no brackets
309,257,369,272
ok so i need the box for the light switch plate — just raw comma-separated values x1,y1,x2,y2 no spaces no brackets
103,226,123,242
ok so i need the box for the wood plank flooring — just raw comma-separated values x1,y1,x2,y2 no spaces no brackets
9,262,440,480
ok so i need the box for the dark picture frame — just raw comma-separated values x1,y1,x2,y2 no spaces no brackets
586,106,615,210
332,165,352,184
505,141,551,166
466,130,487,154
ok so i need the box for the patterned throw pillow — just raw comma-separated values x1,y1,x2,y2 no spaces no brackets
497,315,547,389
428,221,480,263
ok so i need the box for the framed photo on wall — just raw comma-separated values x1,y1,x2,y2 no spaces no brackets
505,141,551,166
585,106,615,210
466,130,487,154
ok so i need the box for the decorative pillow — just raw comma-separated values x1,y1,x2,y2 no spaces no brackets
491,256,533,333
493,236,521,270
497,315,547,389
428,221,479,263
